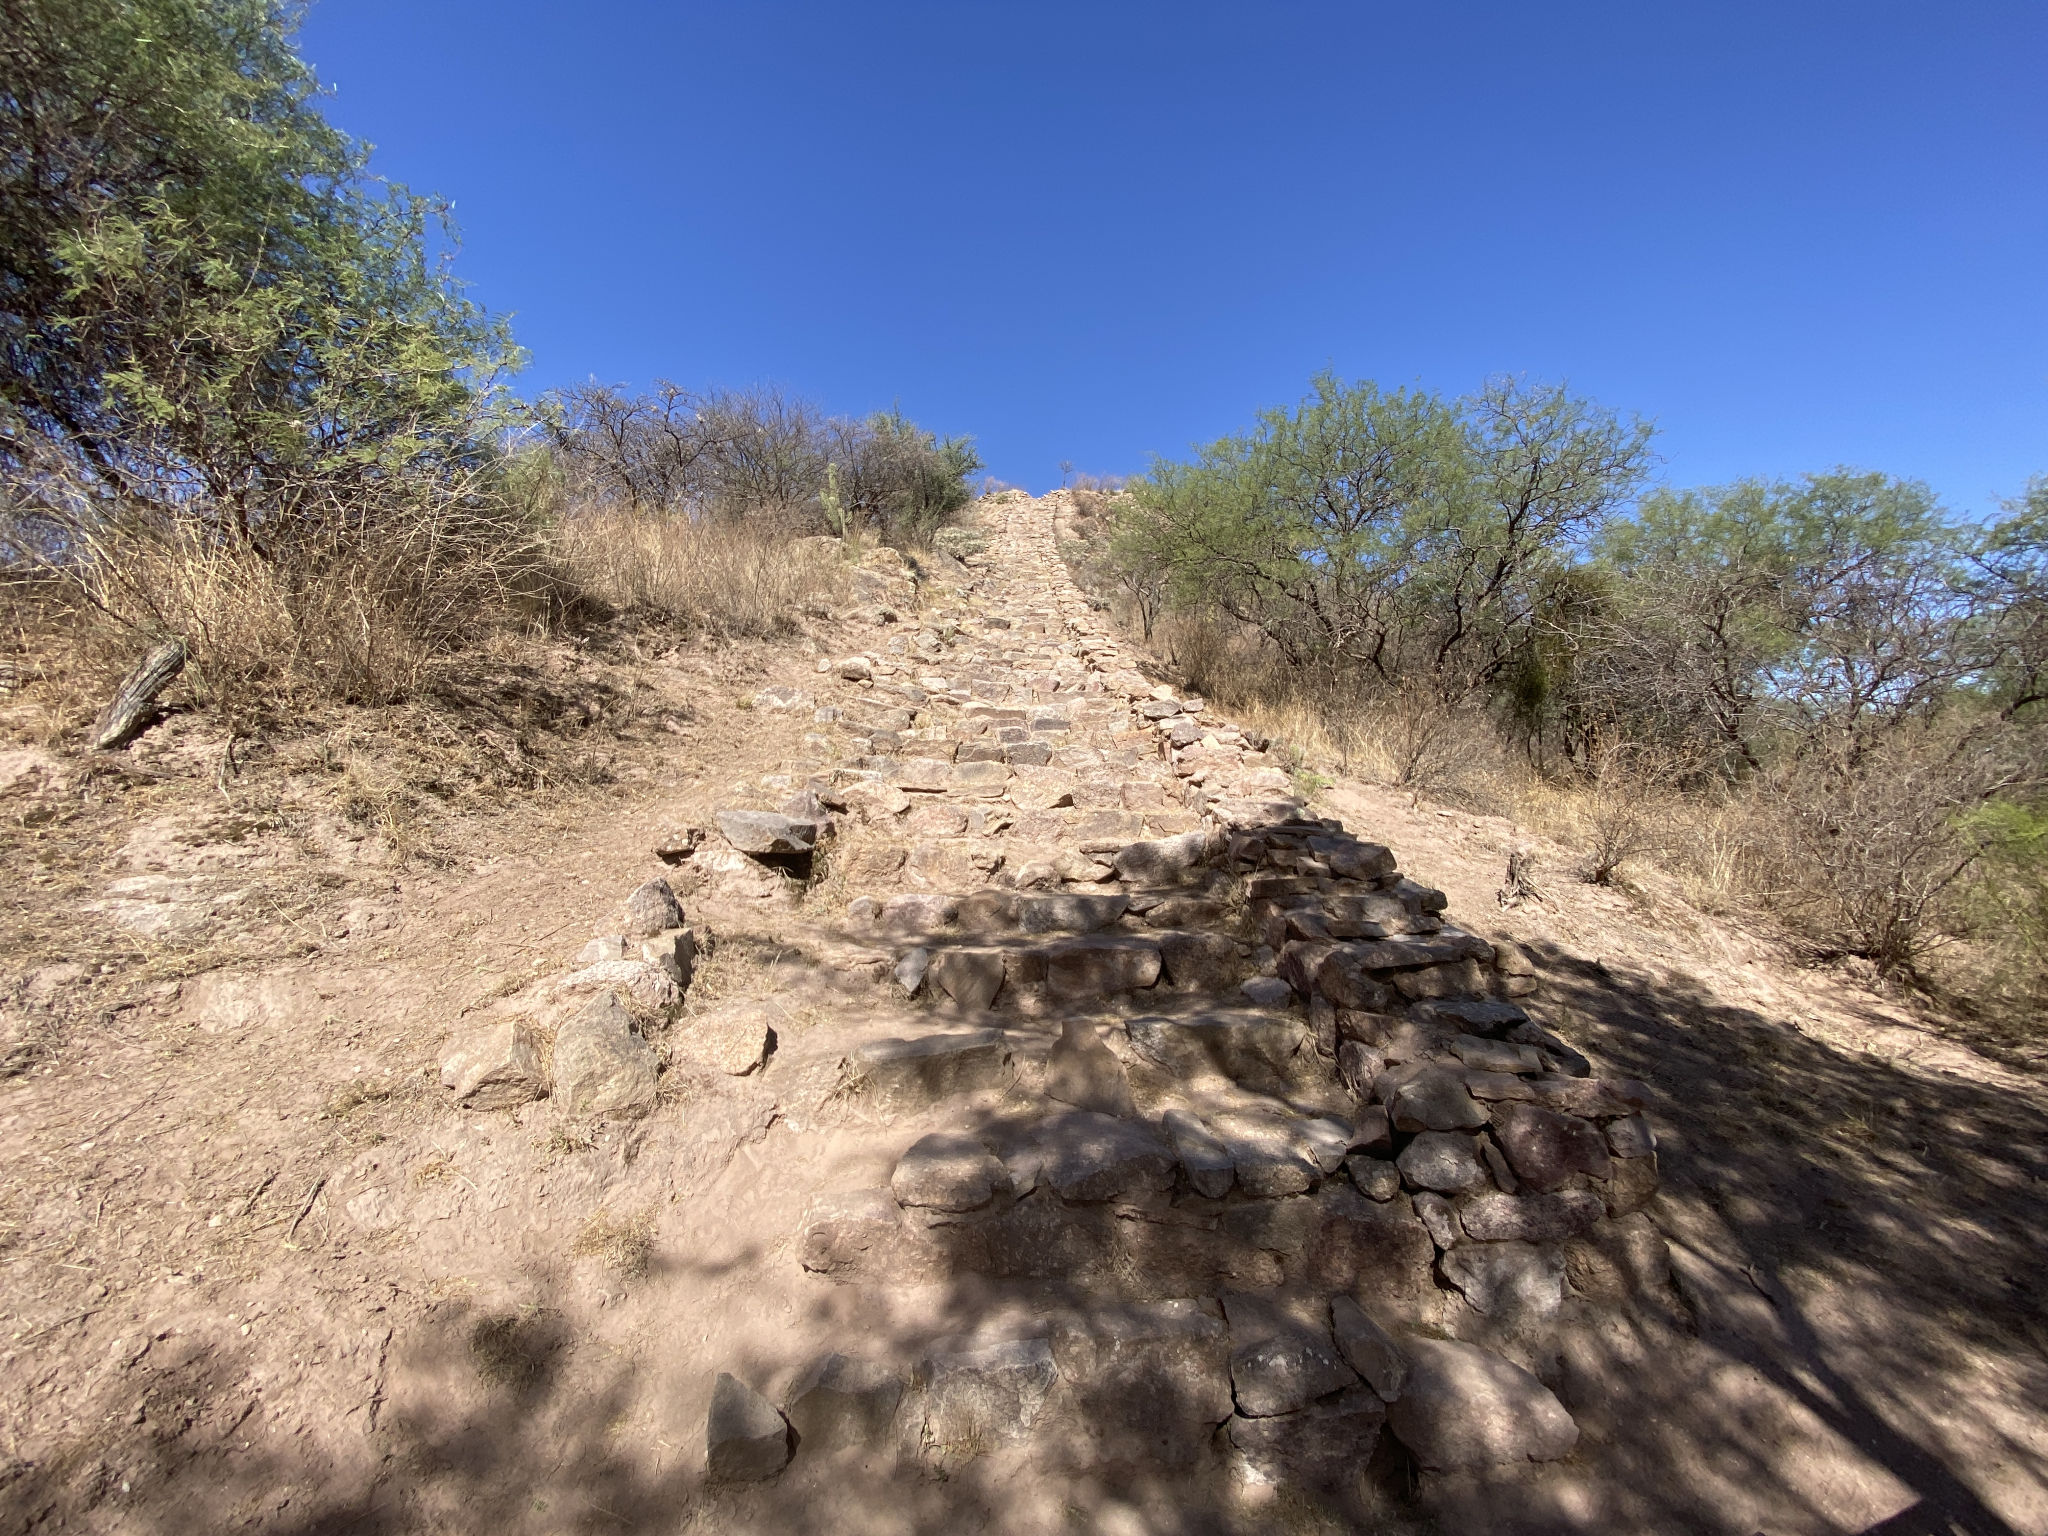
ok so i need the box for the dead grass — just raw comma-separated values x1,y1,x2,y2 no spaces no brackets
571,1207,655,1278
550,505,850,638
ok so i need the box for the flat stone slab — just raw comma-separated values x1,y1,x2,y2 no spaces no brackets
1439,1240,1566,1319
1459,1189,1605,1243
917,1337,1058,1458
1491,1102,1613,1190
1033,1111,1175,1202
1386,1338,1579,1470
1015,891,1129,933
847,1029,1010,1106
1043,935,1162,999
1222,1292,1358,1418
892,1131,1007,1211
716,810,820,856
785,1353,904,1455
672,999,775,1076
1047,1300,1232,1468
1125,1010,1312,1091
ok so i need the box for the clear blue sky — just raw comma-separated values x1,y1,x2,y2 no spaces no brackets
298,1,2047,512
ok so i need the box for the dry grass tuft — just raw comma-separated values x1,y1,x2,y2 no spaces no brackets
571,1207,656,1278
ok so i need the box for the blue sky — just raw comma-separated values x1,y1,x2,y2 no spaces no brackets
298,1,2047,512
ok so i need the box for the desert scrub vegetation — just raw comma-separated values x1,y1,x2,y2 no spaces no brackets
537,381,982,548
0,0,976,735
1075,372,2048,1012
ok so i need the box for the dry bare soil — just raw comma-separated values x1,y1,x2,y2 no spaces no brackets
1,492,2044,1536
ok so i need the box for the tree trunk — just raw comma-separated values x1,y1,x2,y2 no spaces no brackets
92,640,187,750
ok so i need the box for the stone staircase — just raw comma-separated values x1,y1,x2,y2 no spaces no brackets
447,490,1674,1495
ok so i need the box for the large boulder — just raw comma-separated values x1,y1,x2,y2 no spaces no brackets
550,993,658,1117
1385,1338,1578,1470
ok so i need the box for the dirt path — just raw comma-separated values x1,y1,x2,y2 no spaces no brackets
2,492,2044,1536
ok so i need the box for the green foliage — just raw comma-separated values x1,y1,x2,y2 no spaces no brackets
1,0,517,541
837,407,983,547
1121,372,1652,701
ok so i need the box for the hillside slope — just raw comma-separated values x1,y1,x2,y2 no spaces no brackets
1,492,2042,1536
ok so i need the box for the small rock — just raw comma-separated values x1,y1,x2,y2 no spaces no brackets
894,946,931,997
1388,1067,1489,1132
622,878,684,938
577,934,629,964
1350,1102,1392,1152
641,929,697,991
891,1132,1006,1211
556,959,682,1019
1330,1296,1406,1402
1298,1116,1353,1174
1045,1018,1136,1116
1597,1151,1662,1216
1225,1389,1385,1490
706,1372,790,1481
878,893,959,932
928,947,1006,1010
1413,1191,1460,1250
785,1353,903,1454
1239,976,1293,1008
1606,1113,1656,1158
1397,1130,1492,1194
1111,831,1211,884
1346,1155,1402,1202
1386,1338,1578,1470
837,656,874,681
439,1019,546,1109
1162,1108,1234,1197
673,999,774,1075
